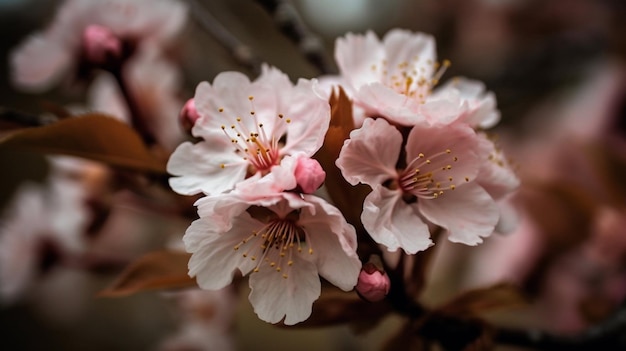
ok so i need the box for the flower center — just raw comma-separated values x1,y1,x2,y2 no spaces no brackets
371,58,450,103
397,148,469,199
233,217,313,279
218,96,290,174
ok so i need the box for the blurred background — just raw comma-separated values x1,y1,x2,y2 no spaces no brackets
0,0,625,350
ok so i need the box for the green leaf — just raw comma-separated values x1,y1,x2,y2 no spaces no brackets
0,113,167,173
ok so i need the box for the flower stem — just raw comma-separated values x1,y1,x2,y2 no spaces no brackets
109,66,156,146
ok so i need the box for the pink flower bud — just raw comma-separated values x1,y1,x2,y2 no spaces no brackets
82,24,122,65
356,262,390,302
294,157,325,194
179,98,201,135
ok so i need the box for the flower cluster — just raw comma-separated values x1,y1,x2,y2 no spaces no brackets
168,66,362,325
168,29,519,325
334,29,519,253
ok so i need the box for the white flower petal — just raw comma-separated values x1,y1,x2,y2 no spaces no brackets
167,140,247,196
186,215,259,290
248,257,320,325
194,193,251,231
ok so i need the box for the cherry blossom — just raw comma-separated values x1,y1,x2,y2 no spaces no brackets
10,0,187,92
334,29,500,127
336,117,500,254
184,190,361,325
167,66,331,196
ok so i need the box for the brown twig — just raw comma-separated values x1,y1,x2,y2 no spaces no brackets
0,107,58,128
188,0,263,74
253,0,336,75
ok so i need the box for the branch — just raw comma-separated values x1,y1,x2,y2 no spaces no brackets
109,66,156,146
0,107,58,128
253,0,336,75
410,300,626,351
494,305,626,351
188,0,263,74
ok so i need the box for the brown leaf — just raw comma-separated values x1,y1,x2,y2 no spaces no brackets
0,113,166,173
98,250,196,297
437,283,527,318
314,86,369,229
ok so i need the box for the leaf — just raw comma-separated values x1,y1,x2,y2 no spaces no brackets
0,113,166,173
98,250,196,297
437,283,527,318
314,86,369,229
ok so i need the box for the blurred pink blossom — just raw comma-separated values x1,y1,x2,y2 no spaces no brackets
10,0,187,92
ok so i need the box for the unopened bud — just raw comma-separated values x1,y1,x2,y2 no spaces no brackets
82,24,122,65
294,157,325,194
179,98,201,135
356,261,390,302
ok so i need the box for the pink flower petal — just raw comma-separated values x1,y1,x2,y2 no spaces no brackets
418,182,498,245
335,30,385,90
356,83,425,125
336,117,401,186
405,122,483,186
434,77,500,129
362,185,432,254
476,133,520,200
381,29,436,83
10,34,72,92
280,78,331,157
298,196,361,291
